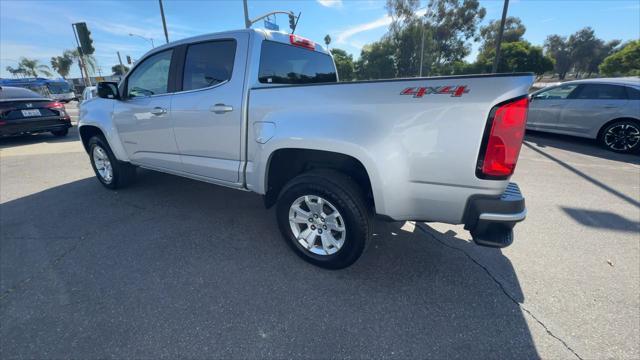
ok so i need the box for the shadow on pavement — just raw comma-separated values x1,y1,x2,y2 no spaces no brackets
0,170,539,358
525,130,640,165
523,141,640,209
0,126,79,149
562,207,640,233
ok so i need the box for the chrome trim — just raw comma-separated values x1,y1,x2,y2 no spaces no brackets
479,209,527,222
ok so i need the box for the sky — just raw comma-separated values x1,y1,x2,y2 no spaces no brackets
1,0,639,79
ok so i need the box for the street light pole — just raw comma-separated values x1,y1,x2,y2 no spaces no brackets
129,33,155,48
159,0,169,43
492,0,509,73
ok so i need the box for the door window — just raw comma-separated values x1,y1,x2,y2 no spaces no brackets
127,50,173,98
574,84,628,100
182,40,236,91
625,86,640,100
258,41,337,84
533,85,579,100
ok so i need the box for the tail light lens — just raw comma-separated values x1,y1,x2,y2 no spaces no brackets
45,101,65,109
45,101,68,118
289,34,316,50
477,96,529,179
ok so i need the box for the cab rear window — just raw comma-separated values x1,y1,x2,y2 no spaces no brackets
258,41,337,84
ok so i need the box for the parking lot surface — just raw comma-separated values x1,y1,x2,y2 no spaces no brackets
1,103,638,359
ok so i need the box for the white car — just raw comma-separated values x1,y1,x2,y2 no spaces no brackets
79,29,533,268
80,86,97,107
528,77,640,153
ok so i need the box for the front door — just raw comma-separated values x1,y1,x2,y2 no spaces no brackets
171,34,248,183
113,49,181,170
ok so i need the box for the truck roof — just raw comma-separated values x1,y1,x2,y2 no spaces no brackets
149,28,330,56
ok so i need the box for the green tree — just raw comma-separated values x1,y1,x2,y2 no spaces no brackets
479,16,526,54
50,53,74,79
330,48,355,81
5,66,27,78
386,0,486,77
18,57,52,77
544,34,572,80
111,64,130,75
586,39,621,77
567,27,601,78
355,38,397,80
599,40,640,76
477,41,553,76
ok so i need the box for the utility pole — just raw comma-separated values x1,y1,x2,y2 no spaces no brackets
419,3,435,77
243,0,251,28
71,23,91,86
492,0,509,73
159,0,169,43
117,51,125,74
419,20,426,77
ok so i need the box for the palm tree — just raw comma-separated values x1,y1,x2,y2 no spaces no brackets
18,57,53,77
5,66,27,78
50,53,74,79
324,34,331,49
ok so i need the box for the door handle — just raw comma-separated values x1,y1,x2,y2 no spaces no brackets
150,107,167,116
210,103,233,114
603,105,617,109
549,104,562,107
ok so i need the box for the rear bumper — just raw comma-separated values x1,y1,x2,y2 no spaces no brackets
0,117,71,137
463,182,526,248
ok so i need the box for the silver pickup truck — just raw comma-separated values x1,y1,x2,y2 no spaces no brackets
79,29,533,268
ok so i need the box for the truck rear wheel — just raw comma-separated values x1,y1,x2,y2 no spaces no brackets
276,169,372,269
88,135,136,189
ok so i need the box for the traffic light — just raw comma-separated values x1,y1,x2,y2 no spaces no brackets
74,22,95,55
126,55,132,65
288,13,296,32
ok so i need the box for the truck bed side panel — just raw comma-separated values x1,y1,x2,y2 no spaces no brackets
246,74,534,223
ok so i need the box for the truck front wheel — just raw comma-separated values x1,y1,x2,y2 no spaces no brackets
88,135,136,189
276,170,372,269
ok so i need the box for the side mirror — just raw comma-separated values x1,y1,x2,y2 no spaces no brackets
97,82,120,100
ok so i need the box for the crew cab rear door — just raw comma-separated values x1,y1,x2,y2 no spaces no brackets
170,32,249,183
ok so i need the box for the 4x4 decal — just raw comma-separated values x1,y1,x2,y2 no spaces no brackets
401,85,469,98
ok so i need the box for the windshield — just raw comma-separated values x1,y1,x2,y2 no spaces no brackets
47,82,72,94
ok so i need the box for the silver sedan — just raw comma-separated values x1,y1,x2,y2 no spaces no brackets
527,78,640,153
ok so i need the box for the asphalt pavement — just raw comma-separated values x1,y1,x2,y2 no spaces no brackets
0,102,638,359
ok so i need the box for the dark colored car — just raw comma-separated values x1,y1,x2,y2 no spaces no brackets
0,86,71,137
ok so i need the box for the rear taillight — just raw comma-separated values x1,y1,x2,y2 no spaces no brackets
45,101,65,109
477,96,529,179
289,34,316,50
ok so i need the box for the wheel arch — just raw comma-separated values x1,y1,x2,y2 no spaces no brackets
262,148,377,213
78,123,130,162
79,125,105,153
596,117,640,140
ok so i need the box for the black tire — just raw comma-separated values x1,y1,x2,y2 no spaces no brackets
599,119,640,154
51,128,69,137
87,135,136,189
276,169,372,269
